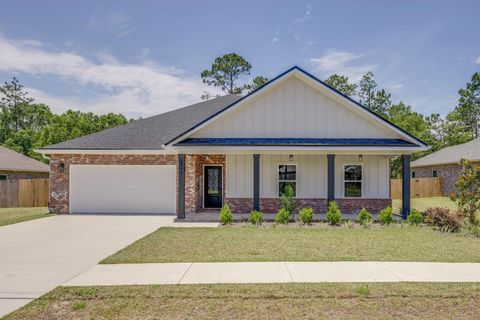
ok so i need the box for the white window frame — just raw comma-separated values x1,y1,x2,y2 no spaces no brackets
278,164,297,198
343,163,363,198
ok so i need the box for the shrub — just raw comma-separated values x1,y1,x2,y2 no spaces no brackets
452,159,480,225
357,208,373,227
280,184,295,216
469,224,480,237
342,219,354,229
219,204,233,225
249,210,263,226
326,201,341,225
424,207,464,233
378,207,393,225
275,208,290,225
299,207,314,225
407,209,423,226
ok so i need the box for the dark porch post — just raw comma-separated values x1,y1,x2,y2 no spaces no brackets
327,154,335,204
177,154,186,219
401,154,411,219
253,154,260,211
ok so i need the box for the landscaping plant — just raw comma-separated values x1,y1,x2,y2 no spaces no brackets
219,204,233,225
280,184,295,216
299,207,314,225
357,208,373,227
326,201,341,225
451,159,480,225
378,207,393,225
407,209,423,226
424,207,464,233
249,210,263,226
275,208,290,225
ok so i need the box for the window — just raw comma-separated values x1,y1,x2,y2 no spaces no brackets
278,164,296,197
0,175,6,180
412,171,416,178
432,170,438,178
344,164,362,197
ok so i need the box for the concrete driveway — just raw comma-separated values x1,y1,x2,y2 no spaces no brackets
0,214,174,317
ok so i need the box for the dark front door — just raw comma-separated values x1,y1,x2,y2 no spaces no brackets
204,166,222,208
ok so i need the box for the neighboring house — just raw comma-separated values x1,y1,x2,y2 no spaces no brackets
38,67,428,218
0,146,49,180
411,138,479,196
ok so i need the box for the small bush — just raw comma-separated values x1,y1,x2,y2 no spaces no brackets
469,224,480,237
219,204,233,225
280,184,295,215
249,210,263,226
342,219,354,229
275,208,290,225
378,207,393,225
357,208,373,227
299,207,314,225
424,207,464,233
326,201,341,225
407,209,423,226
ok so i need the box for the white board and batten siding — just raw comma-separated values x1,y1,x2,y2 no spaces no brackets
226,154,390,199
70,165,176,214
192,76,401,140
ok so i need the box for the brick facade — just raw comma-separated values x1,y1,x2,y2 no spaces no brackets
225,197,390,214
48,154,177,214
185,154,226,214
412,164,463,196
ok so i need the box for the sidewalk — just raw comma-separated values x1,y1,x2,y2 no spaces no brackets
65,261,480,286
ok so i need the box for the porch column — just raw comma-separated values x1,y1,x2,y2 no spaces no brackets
177,154,186,219
401,154,411,219
253,154,260,211
327,154,335,204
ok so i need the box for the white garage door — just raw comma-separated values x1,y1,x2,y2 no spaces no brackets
70,165,176,214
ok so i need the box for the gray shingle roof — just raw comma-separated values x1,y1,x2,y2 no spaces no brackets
40,94,240,150
411,138,480,167
0,146,49,172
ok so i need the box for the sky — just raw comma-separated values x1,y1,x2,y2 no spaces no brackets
0,0,479,118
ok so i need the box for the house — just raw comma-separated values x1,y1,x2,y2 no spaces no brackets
38,67,428,219
411,138,479,196
0,146,49,180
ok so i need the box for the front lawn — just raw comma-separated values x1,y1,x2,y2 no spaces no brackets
102,225,480,263
392,196,457,213
5,283,480,320
0,207,51,227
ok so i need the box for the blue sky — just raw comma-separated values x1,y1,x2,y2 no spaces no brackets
0,0,479,118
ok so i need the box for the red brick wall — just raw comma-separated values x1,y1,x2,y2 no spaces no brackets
48,154,177,214
185,154,226,214
225,197,390,214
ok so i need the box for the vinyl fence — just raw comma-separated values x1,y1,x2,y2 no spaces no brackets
390,177,443,199
0,178,49,208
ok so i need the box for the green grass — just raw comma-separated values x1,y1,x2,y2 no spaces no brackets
5,283,480,320
0,207,51,227
392,196,457,213
102,225,480,263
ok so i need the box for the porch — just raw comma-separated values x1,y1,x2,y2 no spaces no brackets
176,153,412,220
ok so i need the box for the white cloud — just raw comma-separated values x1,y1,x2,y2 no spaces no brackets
309,49,375,82
475,56,480,64
0,35,219,117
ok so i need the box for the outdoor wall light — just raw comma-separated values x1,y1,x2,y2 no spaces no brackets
289,155,294,161
59,162,65,173
358,155,363,162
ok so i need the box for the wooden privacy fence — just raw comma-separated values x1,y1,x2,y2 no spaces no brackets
0,178,49,208
390,177,442,199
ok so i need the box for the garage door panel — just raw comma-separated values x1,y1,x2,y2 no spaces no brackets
70,165,176,214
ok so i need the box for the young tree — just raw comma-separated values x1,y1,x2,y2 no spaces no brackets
324,74,357,97
201,53,253,95
452,159,480,225
248,76,268,93
448,72,480,138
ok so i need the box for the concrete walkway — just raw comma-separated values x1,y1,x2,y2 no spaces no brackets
65,261,480,286
0,215,214,317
